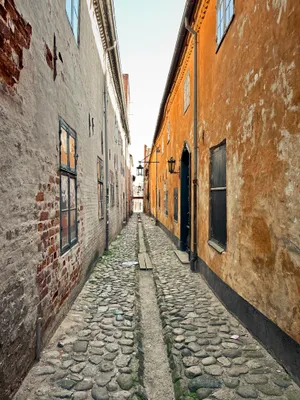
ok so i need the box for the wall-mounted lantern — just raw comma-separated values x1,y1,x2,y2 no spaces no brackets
167,157,179,174
137,163,144,176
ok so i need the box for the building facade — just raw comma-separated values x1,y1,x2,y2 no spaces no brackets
132,175,144,213
143,145,151,215
0,0,130,397
148,0,300,384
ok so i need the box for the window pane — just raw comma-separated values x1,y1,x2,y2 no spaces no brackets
211,145,226,188
98,183,104,217
72,11,79,40
97,160,100,180
70,177,76,208
66,0,72,22
61,175,69,210
229,0,234,20
100,183,104,217
60,128,68,167
69,135,76,170
61,210,69,248
174,188,178,221
70,210,77,242
73,0,80,15
211,190,226,247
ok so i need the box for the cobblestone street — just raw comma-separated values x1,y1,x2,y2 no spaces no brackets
15,215,300,400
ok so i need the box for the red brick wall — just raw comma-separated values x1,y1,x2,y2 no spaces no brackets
0,0,32,86
35,174,84,335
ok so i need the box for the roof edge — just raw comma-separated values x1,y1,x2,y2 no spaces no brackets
151,0,197,150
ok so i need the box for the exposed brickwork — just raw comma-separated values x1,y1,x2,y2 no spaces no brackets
0,0,32,86
35,174,84,337
44,42,53,70
0,0,130,398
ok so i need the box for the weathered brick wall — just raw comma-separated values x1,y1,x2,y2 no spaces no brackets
0,0,32,87
0,0,128,398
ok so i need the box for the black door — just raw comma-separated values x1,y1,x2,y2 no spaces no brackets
180,146,191,252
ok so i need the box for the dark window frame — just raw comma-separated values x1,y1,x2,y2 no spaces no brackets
164,189,168,216
209,140,227,252
174,188,178,222
59,117,78,254
110,171,115,207
97,157,104,219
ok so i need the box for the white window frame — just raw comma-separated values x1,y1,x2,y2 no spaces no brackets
183,71,190,113
216,0,234,47
167,120,171,144
66,0,80,43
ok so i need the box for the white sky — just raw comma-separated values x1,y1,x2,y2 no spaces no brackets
114,0,186,167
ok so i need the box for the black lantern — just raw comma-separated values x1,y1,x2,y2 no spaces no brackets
137,185,142,193
168,157,176,174
137,163,144,176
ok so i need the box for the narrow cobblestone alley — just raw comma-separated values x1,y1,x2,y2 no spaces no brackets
14,215,300,400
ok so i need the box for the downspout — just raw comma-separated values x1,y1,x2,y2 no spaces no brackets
185,18,198,272
104,41,117,250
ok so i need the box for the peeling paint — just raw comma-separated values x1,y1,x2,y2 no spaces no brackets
244,68,263,96
271,61,294,108
272,0,288,24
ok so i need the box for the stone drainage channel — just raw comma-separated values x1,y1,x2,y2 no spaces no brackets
137,214,175,400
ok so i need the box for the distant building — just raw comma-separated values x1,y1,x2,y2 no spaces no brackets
148,0,300,385
133,175,144,213
0,0,130,397
143,145,151,215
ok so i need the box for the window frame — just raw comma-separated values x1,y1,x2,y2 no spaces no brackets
59,117,78,254
66,0,80,44
209,140,227,252
110,170,115,207
183,70,190,114
167,120,171,144
97,157,104,219
216,0,235,51
174,188,178,222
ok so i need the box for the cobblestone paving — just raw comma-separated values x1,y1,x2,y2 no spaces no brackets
142,214,300,400
15,215,146,400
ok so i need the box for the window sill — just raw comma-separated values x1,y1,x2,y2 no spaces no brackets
208,239,225,254
61,240,79,257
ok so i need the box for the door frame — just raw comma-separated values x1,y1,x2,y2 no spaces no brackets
180,142,191,253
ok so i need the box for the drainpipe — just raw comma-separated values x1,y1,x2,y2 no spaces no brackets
185,18,198,272
104,41,117,250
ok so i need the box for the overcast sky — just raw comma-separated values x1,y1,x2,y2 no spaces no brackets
114,0,186,167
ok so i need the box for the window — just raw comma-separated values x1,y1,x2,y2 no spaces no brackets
164,182,168,216
217,0,234,46
97,157,104,219
116,173,119,207
101,130,104,155
59,118,77,253
110,171,115,207
165,190,168,216
184,71,190,113
174,188,178,222
66,0,80,42
167,120,171,144
114,118,118,143
210,141,226,250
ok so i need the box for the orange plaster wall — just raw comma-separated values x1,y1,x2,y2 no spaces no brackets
150,0,300,344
